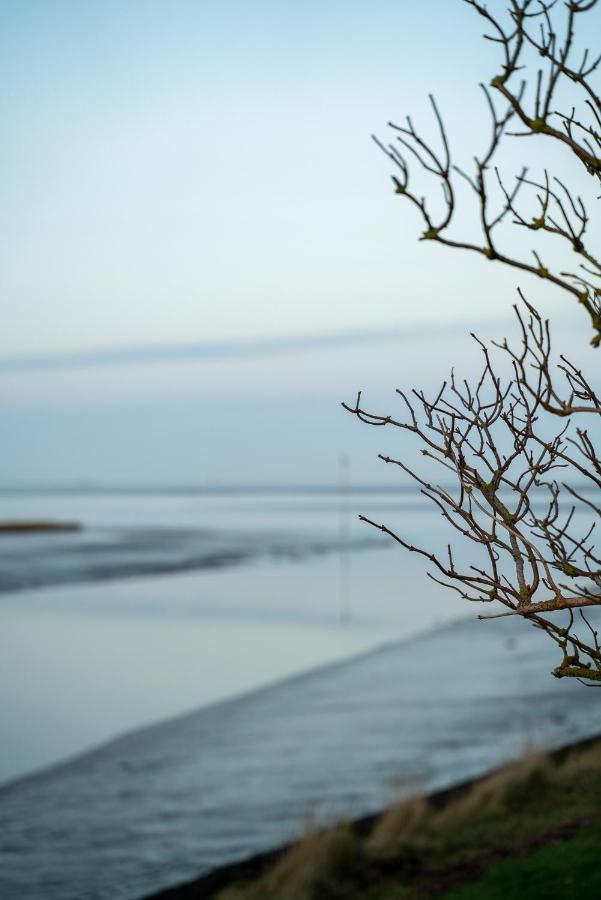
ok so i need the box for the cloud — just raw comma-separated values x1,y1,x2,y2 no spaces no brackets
0,320,504,373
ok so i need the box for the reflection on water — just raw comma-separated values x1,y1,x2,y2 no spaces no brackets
0,489,457,785
0,596,371,784
1,489,599,900
2,616,599,900
0,486,595,786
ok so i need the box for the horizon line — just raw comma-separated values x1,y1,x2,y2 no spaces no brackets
0,480,595,496
0,318,514,373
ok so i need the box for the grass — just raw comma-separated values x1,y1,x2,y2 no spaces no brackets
443,825,601,899
213,738,601,900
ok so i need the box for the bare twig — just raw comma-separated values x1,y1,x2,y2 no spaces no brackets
375,0,601,345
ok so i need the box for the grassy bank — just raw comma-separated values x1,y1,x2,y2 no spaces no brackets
206,738,601,900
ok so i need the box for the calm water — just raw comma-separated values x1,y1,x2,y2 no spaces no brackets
0,487,459,785
2,616,599,900
2,488,599,900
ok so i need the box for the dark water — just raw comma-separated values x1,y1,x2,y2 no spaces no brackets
1,616,599,900
0,488,391,593
1,489,461,786
0,521,380,593
1,488,599,900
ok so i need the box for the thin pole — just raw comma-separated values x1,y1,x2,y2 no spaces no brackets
338,454,351,625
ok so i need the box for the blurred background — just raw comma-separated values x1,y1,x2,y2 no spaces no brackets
2,0,596,485
2,0,597,775
1,3,600,898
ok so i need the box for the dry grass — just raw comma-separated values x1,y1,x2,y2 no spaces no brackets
367,794,429,858
217,824,367,900
557,739,601,781
433,748,551,828
214,739,601,900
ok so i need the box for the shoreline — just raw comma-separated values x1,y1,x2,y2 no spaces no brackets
141,731,601,900
0,615,469,793
3,610,600,900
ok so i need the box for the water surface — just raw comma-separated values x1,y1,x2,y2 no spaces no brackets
1,488,456,784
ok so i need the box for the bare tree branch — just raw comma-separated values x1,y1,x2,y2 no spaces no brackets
344,305,601,684
375,0,601,345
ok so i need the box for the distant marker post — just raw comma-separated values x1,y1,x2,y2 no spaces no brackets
338,454,351,625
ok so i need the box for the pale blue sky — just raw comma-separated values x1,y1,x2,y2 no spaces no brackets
2,0,579,356
1,1,597,483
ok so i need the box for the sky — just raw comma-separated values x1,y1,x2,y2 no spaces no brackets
1,0,598,484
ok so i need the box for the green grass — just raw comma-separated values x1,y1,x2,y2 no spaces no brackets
443,824,601,899
214,739,601,900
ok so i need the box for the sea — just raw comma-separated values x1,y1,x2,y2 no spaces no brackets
1,486,599,900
